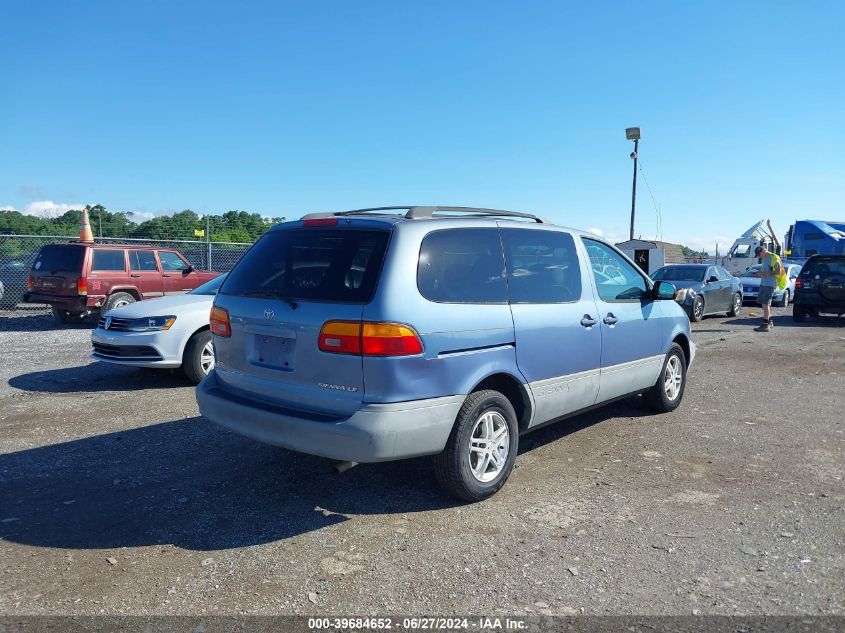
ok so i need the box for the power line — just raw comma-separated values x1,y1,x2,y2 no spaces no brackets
637,160,663,243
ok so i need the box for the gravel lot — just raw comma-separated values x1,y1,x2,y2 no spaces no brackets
0,307,843,616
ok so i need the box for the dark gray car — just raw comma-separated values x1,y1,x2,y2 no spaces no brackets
652,264,743,322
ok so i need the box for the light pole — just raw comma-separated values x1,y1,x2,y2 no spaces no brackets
626,127,641,240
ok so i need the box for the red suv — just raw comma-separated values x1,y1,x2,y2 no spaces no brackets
25,243,219,324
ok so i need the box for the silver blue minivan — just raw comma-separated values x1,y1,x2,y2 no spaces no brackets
197,206,695,501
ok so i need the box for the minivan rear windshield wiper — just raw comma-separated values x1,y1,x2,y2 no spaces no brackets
240,290,299,309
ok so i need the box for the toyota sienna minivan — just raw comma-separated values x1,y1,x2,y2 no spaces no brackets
197,206,694,501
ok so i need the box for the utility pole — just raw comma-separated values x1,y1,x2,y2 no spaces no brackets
206,214,211,270
626,127,641,241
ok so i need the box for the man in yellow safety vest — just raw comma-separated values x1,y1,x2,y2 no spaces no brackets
753,245,785,332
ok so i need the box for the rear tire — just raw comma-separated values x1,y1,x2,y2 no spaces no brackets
645,343,687,413
104,292,136,312
433,389,519,502
793,303,809,322
51,305,87,325
777,290,790,308
728,292,742,317
183,330,215,384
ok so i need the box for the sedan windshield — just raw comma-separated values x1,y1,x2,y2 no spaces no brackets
191,273,228,295
653,266,705,282
740,265,762,278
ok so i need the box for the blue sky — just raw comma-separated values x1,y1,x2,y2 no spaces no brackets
2,1,843,251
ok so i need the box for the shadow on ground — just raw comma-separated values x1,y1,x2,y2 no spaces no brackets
0,312,97,333
9,362,192,393
0,399,648,551
725,314,844,328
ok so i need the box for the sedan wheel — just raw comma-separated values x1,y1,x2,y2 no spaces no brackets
728,292,742,317
689,296,704,322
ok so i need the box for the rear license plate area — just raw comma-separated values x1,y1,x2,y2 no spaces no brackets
253,335,296,370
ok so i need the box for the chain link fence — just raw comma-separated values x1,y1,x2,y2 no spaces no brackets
0,235,252,313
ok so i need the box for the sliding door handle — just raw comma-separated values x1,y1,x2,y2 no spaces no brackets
603,313,619,325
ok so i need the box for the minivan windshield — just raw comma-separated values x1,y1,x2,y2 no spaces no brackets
220,228,390,303
652,266,706,282
32,245,85,273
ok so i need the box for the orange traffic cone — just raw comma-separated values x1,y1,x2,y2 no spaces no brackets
80,207,95,243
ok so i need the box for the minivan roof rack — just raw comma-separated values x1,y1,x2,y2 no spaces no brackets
301,206,548,224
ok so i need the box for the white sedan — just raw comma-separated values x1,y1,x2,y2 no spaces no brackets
91,274,226,383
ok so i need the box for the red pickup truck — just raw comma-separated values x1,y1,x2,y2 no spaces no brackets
25,243,219,324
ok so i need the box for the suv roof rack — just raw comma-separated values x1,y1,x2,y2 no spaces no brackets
301,206,548,224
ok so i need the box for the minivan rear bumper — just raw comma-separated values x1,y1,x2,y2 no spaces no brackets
196,372,464,462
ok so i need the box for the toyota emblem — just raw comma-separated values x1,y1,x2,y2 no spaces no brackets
264,308,275,320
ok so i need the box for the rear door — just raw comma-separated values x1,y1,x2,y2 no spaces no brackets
128,249,164,298
30,244,86,298
213,225,390,416
501,227,601,424
89,248,128,297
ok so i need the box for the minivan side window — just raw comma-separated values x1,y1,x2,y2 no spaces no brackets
92,250,126,272
500,229,581,303
417,229,507,304
129,250,159,271
584,239,648,302
158,251,190,271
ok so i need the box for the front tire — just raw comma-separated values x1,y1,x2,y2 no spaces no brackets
728,292,742,317
777,290,790,308
645,343,687,413
183,330,214,384
688,296,704,322
433,390,519,502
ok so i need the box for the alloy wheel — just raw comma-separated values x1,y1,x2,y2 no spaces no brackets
663,355,683,402
468,411,510,483
200,341,215,374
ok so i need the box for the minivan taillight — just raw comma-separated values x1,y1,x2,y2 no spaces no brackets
794,276,803,290
210,306,231,337
77,277,88,295
319,321,423,356
27,275,33,290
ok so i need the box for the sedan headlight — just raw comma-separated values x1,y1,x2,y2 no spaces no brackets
125,316,177,332
674,288,696,302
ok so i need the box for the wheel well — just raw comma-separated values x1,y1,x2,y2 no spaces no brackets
673,334,691,367
472,373,531,431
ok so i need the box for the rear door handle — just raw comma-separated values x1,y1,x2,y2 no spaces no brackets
162,273,172,278
580,315,598,328
130,273,141,278
603,313,619,325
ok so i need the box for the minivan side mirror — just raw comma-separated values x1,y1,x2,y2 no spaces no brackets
652,280,676,301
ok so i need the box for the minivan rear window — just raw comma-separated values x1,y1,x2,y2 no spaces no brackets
220,228,389,303
33,245,85,273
